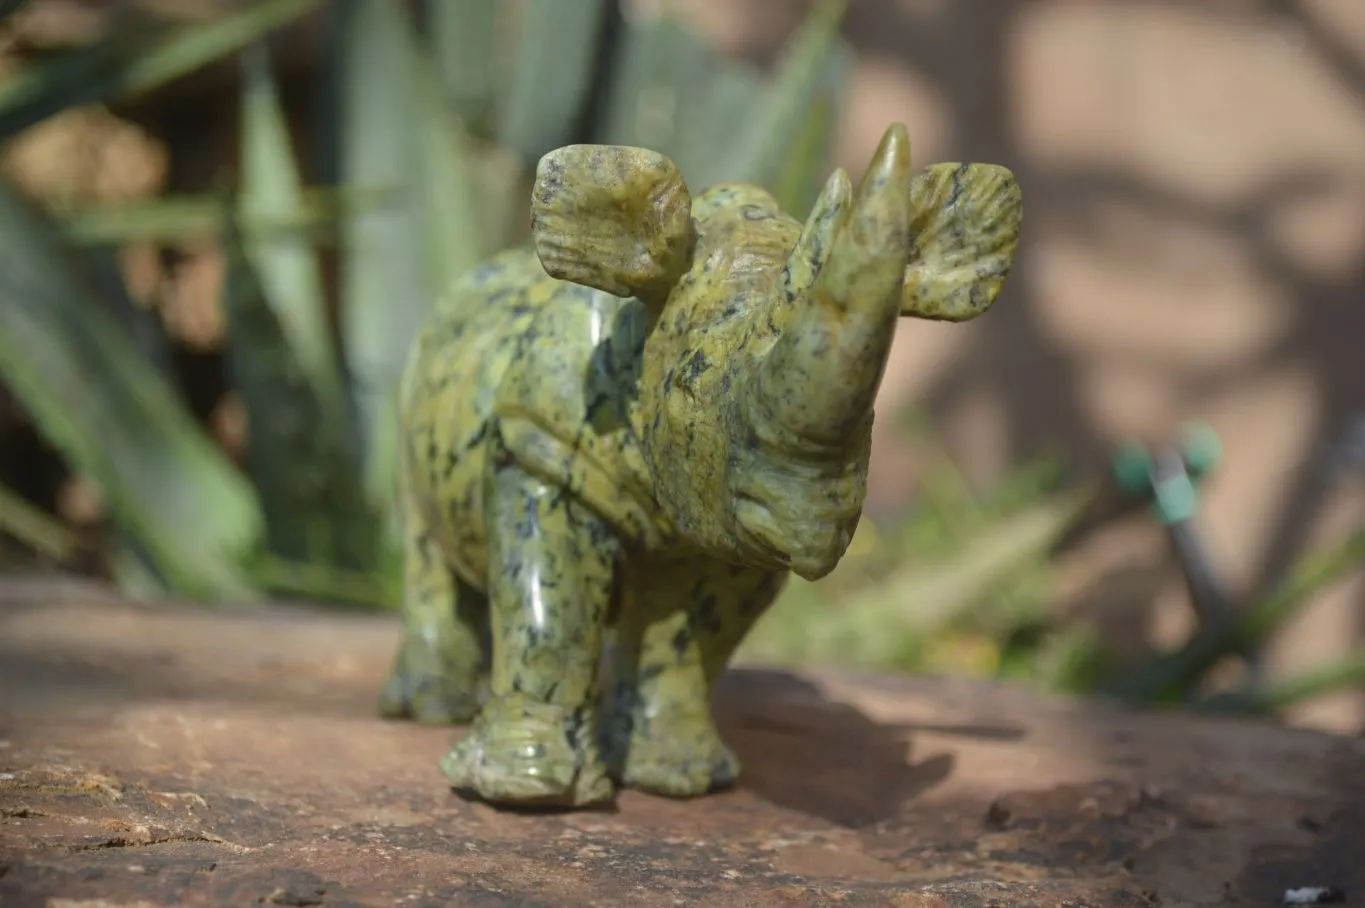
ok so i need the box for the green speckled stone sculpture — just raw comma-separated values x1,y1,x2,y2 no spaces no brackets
380,123,1023,808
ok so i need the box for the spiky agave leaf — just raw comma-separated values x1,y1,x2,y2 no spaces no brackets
0,180,264,602
0,0,323,140
219,200,379,573
239,44,345,419
329,0,484,533
425,0,501,137
591,4,848,213
496,0,616,163
230,43,379,574
702,0,851,196
594,12,718,169
768,39,852,217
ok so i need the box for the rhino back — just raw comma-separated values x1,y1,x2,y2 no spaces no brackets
398,247,661,588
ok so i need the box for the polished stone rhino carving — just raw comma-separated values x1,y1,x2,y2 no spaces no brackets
380,122,1023,808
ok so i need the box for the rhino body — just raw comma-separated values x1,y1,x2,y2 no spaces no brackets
380,124,1023,807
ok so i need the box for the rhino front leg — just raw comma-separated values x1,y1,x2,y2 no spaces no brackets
439,432,617,808
604,562,785,798
379,468,489,724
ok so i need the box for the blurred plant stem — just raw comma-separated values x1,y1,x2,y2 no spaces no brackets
0,481,80,563
1195,650,1365,716
228,44,380,572
56,185,399,246
1106,526,1365,704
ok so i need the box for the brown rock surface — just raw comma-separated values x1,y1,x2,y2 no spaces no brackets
1,578,1362,907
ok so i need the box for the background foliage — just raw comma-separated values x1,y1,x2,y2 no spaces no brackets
0,0,1358,721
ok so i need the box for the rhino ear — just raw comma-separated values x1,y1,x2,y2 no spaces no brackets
901,162,1022,322
531,144,696,304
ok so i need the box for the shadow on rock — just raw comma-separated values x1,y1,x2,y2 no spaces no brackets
714,668,962,828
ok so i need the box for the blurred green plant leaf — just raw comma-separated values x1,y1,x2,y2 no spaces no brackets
1194,649,1365,716
594,4,848,205
0,181,264,601
77,244,183,588
839,487,1090,651
704,0,850,193
56,185,399,246
769,40,852,216
467,138,530,252
595,13,716,171
334,0,437,521
239,44,343,409
250,552,399,610
220,204,378,571
678,64,764,183
0,0,323,139
332,0,482,532
1107,526,1365,704
426,0,500,136
230,44,379,572
1020,623,1109,694
410,34,484,292
741,485,1092,671
498,0,614,163
0,479,80,563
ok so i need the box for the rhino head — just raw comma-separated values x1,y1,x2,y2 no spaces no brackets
530,123,1022,580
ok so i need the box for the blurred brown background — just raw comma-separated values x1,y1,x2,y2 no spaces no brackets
675,0,1365,732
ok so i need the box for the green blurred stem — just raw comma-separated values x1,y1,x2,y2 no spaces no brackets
1196,652,1365,715
56,185,398,246
0,481,80,562
251,554,396,609
332,0,486,539
1244,653,1365,712
1109,526,1365,703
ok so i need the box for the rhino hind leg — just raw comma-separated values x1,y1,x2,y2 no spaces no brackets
603,562,785,798
439,429,617,808
379,474,489,725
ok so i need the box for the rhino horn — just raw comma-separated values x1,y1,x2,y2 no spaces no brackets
754,122,914,450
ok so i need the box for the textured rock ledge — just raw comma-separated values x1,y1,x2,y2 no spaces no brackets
1,578,1362,907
